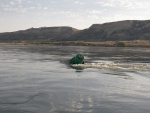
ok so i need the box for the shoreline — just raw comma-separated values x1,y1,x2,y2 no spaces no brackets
0,40,150,47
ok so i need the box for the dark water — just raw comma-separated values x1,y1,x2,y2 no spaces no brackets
0,45,150,113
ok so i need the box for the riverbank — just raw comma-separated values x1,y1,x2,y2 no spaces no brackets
0,40,150,47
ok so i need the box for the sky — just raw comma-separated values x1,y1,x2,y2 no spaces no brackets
0,0,150,33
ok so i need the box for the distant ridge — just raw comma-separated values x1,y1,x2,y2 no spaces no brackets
0,20,150,42
0,26,78,42
64,20,150,41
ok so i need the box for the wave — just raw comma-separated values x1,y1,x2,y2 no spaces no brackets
71,63,150,71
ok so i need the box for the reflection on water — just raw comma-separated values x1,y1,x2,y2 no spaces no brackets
0,45,150,113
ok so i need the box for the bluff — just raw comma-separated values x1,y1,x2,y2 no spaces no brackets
0,20,150,42
64,20,150,41
0,27,78,42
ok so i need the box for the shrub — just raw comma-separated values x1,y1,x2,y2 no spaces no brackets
115,41,126,47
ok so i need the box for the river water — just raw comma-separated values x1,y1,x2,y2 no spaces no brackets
0,45,150,113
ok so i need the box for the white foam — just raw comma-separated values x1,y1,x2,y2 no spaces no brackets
71,63,150,71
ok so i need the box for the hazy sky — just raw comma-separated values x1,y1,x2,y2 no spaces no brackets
0,0,150,32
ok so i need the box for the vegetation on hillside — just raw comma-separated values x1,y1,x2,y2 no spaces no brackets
0,40,150,47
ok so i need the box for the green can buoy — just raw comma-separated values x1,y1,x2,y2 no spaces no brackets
70,54,84,64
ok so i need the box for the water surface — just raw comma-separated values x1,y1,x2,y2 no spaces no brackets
0,45,150,113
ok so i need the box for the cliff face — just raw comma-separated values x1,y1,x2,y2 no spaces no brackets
0,20,150,42
0,27,78,42
65,20,150,41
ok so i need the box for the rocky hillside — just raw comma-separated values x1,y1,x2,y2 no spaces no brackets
0,20,150,42
0,27,78,42
64,20,150,41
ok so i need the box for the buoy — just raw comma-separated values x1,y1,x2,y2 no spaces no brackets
70,54,84,64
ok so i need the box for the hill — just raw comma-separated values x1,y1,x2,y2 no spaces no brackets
0,27,78,42
0,20,150,42
64,20,150,41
